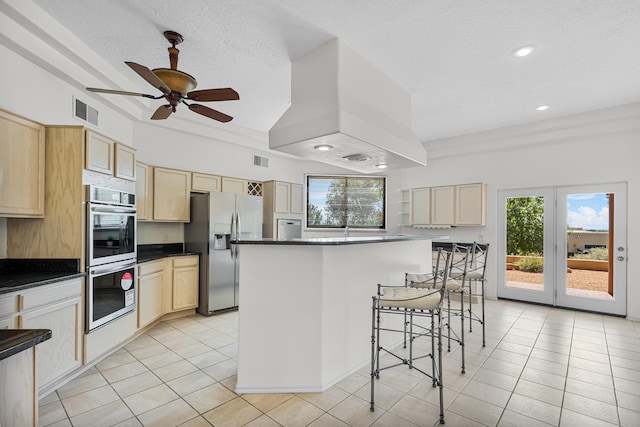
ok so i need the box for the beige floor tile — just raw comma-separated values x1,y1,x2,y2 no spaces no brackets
244,414,283,427
152,359,198,382
112,418,143,427
356,380,403,412
334,372,370,393
472,367,518,391
128,343,170,360
166,370,217,396
201,358,238,381
559,408,619,427
202,396,262,426
123,383,180,416
563,392,620,423
183,382,236,413
616,389,640,412
44,419,73,427
564,377,617,405
39,390,61,406
614,376,640,396
177,416,214,427
498,410,554,426
68,399,134,427
520,366,566,390
140,350,183,370
567,365,614,389
506,393,561,426
407,380,458,410
612,365,640,383
111,371,163,398
95,350,137,371
101,360,150,384
268,395,325,426
513,378,564,407
482,357,525,377
172,341,212,358
461,379,511,407
327,394,384,426
441,410,488,426
370,411,419,426
534,339,571,355
529,348,570,365
242,393,295,412
449,393,503,426
186,349,228,369
300,385,351,411
39,399,68,427
375,367,422,393
525,356,568,376
124,334,158,351
56,372,108,399
137,398,199,427
569,355,613,375
61,384,120,418
619,407,640,427
490,348,529,365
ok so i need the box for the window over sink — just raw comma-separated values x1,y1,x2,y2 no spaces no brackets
306,175,386,230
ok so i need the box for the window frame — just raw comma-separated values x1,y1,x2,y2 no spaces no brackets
304,174,387,231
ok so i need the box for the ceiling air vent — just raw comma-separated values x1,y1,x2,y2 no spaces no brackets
253,155,269,168
73,97,99,126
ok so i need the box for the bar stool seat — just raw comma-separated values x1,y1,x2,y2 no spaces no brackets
380,287,442,310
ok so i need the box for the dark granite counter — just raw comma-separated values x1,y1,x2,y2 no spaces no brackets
0,329,52,361
137,243,199,263
237,234,448,246
0,259,84,295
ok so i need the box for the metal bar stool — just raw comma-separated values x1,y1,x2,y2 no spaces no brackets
458,242,489,346
370,249,451,425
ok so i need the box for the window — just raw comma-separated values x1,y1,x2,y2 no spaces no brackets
306,175,386,229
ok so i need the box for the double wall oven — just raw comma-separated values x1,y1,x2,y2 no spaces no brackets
86,186,137,332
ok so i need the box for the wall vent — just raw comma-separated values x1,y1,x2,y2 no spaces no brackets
73,97,99,126
253,155,269,168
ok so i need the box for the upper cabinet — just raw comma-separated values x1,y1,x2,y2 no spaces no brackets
221,177,248,194
0,110,45,218
135,162,153,221
455,183,486,226
192,172,221,193
153,167,191,222
408,183,486,227
85,130,136,181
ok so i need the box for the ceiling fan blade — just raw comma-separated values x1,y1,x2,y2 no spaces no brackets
187,88,239,102
86,87,160,99
125,61,171,94
188,104,233,122
150,105,173,120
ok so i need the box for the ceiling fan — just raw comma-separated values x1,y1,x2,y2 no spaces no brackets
86,30,239,122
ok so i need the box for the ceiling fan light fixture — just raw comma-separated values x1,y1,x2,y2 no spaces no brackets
152,68,197,95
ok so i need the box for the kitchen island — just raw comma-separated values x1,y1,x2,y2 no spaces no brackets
235,235,446,393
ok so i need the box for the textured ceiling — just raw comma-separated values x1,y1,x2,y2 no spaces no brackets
32,0,640,143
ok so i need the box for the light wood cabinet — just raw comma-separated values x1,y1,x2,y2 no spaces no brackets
262,180,303,238
135,162,153,221
430,186,455,226
137,260,165,328
410,188,430,226
455,183,486,226
85,130,114,175
171,256,199,311
192,172,221,193
0,110,45,218
222,177,248,194
115,143,136,180
15,278,83,394
0,345,37,427
153,167,191,222
0,295,17,329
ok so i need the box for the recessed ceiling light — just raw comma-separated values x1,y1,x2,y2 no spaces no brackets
536,105,550,111
513,45,536,58
314,144,333,151
375,163,388,169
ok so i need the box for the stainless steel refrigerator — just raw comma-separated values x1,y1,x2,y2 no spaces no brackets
185,192,263,314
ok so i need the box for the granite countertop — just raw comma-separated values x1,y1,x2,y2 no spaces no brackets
137,243,199,263
237,234,449,246
0,329,52,361
0,259,84,295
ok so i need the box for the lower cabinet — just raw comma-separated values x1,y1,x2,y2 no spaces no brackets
171,256,199,311
16,278,83,394
137,260,165,329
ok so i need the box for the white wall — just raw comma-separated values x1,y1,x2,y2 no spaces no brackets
387,103,640,320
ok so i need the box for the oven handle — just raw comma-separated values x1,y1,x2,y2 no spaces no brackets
90,206,137,214
89,263,135,276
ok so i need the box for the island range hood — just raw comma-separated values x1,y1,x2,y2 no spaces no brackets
269,39,427,174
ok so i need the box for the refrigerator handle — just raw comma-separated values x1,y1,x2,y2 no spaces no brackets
236,212,242,241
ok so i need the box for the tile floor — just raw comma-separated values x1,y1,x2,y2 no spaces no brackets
38,299,640,426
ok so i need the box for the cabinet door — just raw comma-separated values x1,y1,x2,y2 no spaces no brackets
138,270,164,328
274,182,291,213
172,257,199,311
455,183,486,226
192,172,221,193
135,162,153,221
431,186,455,226
410,188,430,226
115,143,136,181
0,110,45,217
85,130,114,175
290,184,303,215
19,296,82,391
221,177,248,194
153,167,191,222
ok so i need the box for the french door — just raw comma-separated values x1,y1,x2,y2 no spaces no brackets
497,183,627,316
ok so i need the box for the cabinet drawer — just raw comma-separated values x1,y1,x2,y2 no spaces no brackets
172,256,198,268
19,278,82,311
0,295,18,317
138,260,166,276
